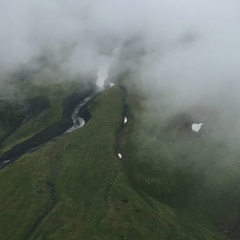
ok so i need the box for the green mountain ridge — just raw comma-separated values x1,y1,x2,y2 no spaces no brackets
0,79,234,239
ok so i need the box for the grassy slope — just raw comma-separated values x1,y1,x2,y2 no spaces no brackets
120,80,240,238
0,85,227,240
0,99,26,138
0,81,78,153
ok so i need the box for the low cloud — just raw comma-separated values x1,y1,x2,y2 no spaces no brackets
0,0,240,109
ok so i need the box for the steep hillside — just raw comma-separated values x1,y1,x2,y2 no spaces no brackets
0,81,229,239
120,79,240,239
0,80,79,154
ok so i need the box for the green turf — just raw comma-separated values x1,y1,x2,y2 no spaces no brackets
0,99,26,139
119,79,240,239
0,83,228,240
0,80,79,153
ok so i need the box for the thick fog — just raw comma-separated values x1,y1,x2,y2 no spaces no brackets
1,0,240,112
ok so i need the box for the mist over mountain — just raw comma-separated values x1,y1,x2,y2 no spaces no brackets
0,0,239,92
1,0,240,153
1,1,240,239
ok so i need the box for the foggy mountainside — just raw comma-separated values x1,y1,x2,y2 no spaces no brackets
0,1,240,239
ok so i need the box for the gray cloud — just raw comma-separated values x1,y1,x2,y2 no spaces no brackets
0,0,240,105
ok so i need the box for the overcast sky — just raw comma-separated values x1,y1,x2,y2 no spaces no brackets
1,0,240,108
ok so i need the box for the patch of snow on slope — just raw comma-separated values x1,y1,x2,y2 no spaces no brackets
192,123,204,132
65,117,85,133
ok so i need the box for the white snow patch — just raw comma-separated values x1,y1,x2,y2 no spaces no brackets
123,116,127,124
192,123,204,132
118,153,122,159
65,117,85,133
65,94,95,134
109,82,115,87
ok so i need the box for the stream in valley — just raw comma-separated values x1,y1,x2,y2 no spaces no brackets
0,82,98,170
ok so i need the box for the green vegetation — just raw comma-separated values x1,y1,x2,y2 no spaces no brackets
120,79,240,239
0,80,79,153
0,80,231,239
0,99,26,138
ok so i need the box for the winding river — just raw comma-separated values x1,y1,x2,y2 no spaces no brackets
0,82,98,170
0,45,121,170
